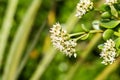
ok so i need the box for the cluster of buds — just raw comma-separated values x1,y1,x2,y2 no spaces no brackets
100,39,117,65
75,0,93,18
50,23,77,58
105,0,117,5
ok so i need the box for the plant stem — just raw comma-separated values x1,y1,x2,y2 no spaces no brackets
0,0,18,68
2,0,42,80
95,57,120,80
89,30,103,34
69,30,103,40
69,32,85,37
30,47,57,80
75,33,88,41
65,11,79,32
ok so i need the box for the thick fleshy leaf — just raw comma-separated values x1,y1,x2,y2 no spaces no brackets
80,34,89,40
98,44,104,50
115,38,120,50
101,12,111,19
114,32,120,37
100,20,120,28
81,24,89,32
99,4,110,11
110,5,118,17
103,29,114,40
115,38,120,55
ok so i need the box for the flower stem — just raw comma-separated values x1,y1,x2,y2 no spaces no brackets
69,32,85,37
89,30,103,34
75,34,88,41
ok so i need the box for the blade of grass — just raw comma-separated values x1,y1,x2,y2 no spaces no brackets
0,0,18,68
64,33,102,80
65,11,79,32
15,20,46,79
95,57,120,80
30,47,57,80
30,10,79,80
2,0,42,80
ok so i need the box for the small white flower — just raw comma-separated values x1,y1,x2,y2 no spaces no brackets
75,0,93,18
105,0,117,5
50,23,77,57
100,39,117,65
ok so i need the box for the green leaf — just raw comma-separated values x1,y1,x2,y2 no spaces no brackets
118,27,120,32
114,32,120,37
80,34,89,40
98,44,104,50
100,20,120,28
103,29,114,40
115,38,120,55
81,24,89,32
99,4,110,11
101,12,111,19
110,5,118,17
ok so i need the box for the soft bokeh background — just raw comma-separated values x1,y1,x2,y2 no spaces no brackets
0,0,120,80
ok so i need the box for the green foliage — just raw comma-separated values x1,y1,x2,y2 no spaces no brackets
80,34,90,40
110,5,118,17
103,29,114,40
99,4,110,11
98,44,104,50
100,20,120,28
101,12,111,19
115,37,120,54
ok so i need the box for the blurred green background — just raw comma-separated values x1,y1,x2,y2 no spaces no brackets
0,0,120,80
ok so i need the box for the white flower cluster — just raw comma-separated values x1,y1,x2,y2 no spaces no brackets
50,23,77,58
105,0,117,5
75,0,93,18
100,39,117,65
